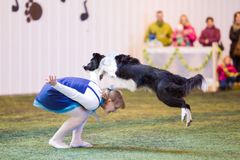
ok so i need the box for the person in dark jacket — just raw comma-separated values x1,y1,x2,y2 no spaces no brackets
229,11,240,72
199,17,221,46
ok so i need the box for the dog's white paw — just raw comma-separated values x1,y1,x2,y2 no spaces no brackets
185,108,192,127
181,108,187,121
181,108,192,127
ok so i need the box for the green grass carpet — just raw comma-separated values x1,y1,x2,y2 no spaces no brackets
0,90,239,160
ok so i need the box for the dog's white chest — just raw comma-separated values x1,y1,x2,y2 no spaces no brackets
113,77,137,92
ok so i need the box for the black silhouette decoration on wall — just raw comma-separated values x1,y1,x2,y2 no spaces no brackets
60,0,89,21
11,0,89,23
25,0,43,23
12,0,19,12
80,0,89,21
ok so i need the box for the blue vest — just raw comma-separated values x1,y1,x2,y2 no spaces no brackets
35,77,96,112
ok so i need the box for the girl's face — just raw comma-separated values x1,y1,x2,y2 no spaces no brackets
235,13,240,25
103,99,116,114
180,16,188,26
224,57,231,65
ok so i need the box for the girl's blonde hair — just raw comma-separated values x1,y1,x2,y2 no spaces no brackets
222,56,233,65
179,14,190,26
109,90,125,109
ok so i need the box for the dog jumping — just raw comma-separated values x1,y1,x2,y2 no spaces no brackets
83,53,208,126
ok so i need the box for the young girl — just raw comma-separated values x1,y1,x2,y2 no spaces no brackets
217,56,239,90
33,75,125,149
178,14,197,46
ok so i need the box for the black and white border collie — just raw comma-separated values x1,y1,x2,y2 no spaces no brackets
83,53,207,126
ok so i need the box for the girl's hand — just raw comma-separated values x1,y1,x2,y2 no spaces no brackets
102,89,110,100
46,75,57,86
183,30,189,35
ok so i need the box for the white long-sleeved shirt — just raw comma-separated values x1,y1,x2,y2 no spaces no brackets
53,81,102,111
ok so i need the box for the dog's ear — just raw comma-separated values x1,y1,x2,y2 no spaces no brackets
92,53,101,57
92,53,105,60
127,55,140,64
115,54,140,65
115,54,126,64
124,55,140,64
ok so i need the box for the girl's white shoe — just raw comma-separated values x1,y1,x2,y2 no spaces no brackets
48,139,70,149
70,140,93,148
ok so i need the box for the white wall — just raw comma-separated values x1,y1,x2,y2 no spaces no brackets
0,0,239,95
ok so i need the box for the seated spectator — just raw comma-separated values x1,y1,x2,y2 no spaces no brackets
178,14,197,46
144,10,173,46
199,17,221,46
172,24,187,46
217,56,239,90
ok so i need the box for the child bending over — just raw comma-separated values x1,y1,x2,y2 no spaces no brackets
33,75,125,148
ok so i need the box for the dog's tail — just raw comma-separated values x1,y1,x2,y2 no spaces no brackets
185,74,208,94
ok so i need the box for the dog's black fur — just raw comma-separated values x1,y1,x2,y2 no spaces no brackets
83,53,105,71
84,53,206,110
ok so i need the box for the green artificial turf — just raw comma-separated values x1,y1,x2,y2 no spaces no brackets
0,90,239,160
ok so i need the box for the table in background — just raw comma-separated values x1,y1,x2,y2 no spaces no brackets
144,46,219,92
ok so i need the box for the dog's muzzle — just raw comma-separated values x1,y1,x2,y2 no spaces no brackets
83,65,95,71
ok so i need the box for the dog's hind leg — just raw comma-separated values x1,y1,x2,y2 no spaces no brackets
156,90,190,109
181,105,192,127
156,88,192,126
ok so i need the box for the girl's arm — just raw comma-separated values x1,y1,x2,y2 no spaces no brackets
46,76,99,110
228,66,237,73
53,82,87,102
47,75,82,100
187,27,197,42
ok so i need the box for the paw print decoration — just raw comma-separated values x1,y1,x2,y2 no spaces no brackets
24,0,42,23
11,0,42,23
11,0,89,23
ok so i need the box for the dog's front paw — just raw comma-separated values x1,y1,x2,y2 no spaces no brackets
181,108,187,121
185,108,192,127
181,108,192,127
186,119,192,127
